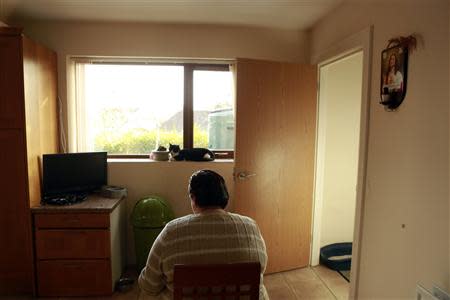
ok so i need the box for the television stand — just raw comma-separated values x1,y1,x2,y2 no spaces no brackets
31,195,126,296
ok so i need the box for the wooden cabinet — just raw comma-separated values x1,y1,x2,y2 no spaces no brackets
37,260,112,297
32,196,126,297
0,30,25,129
34,212,110,228
0,130,32,293
0,27,58,295
35,229,110,259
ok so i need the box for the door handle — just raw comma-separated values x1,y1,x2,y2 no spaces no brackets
235,171,256,181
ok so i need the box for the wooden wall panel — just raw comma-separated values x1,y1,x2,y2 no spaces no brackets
0,28,58,295
0,130,33,294
36,39,59,155
23,36,59,208
0,34,25,129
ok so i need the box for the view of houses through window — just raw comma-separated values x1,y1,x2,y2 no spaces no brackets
193,70,234,149
82,63,234,155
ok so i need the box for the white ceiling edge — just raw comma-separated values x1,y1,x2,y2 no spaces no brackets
0,0,345,31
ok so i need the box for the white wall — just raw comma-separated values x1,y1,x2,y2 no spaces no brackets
318,52,363,249
12,20,309,265
16,20,309,138
108,160,234,263
311,0,449,298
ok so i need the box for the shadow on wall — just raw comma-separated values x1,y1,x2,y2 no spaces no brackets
107,160,234,265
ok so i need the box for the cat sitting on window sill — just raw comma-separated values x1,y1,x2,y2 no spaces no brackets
169,144,215,162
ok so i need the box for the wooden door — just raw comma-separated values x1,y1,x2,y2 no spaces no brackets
234,58,317,273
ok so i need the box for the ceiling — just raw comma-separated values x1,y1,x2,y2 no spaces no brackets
0,0,343,30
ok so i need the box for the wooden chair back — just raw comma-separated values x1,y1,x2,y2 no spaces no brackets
173,262,261,300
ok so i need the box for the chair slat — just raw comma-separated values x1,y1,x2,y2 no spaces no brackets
174,262,261,300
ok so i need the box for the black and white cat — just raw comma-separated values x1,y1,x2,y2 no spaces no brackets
169,144,215,161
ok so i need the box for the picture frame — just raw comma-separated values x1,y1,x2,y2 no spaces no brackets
380,44,408,110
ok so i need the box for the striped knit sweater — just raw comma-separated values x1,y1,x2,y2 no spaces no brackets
138,210,269,300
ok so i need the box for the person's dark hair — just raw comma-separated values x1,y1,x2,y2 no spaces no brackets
189,170,229,209
384,53,400,86
388,53,399,72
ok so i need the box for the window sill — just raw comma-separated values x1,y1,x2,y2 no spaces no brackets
107,158,234,163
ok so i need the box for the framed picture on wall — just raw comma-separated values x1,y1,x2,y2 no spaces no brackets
380,44,408,109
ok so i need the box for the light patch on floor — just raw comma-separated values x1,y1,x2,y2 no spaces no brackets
264,265,349,300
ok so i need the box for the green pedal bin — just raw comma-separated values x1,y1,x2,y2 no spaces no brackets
132,196,175,273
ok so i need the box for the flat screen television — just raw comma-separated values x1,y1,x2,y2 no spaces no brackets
42,152,107,197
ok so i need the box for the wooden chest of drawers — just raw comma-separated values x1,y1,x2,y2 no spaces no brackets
31,196,125,297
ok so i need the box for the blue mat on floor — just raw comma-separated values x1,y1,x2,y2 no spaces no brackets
320,242,352,271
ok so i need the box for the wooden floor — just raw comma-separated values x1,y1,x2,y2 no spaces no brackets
265,265,349,300
11,265,348,300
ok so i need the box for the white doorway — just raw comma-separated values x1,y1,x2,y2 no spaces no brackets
310,27,373,299
311,50,363,265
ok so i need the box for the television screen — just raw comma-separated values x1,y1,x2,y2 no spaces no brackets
42,152,107,196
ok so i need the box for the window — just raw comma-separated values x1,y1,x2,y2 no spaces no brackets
71,59,234,158
193,70,234,151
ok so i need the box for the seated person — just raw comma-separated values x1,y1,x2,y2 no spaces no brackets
138,169,268,300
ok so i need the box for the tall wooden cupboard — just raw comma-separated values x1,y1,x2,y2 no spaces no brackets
0,27,58,295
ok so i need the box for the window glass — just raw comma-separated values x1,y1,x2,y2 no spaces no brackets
84,64,184,154
193,70,234,150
